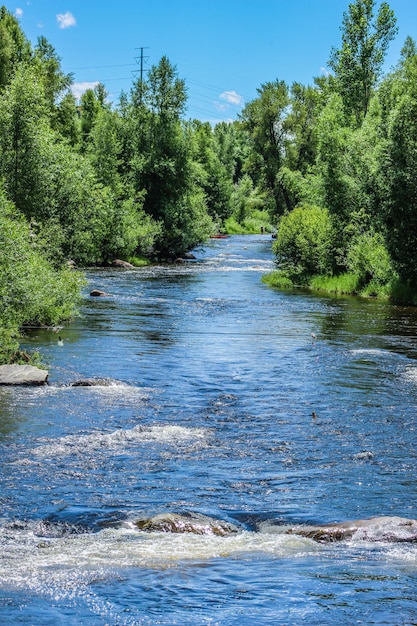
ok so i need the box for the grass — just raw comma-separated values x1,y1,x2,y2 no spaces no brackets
263,269,417,304
127,255,151,267
224,211,274,235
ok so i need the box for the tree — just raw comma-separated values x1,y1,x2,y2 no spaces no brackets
380,56,417,284
0,5,31,89
125,56,213,257
0,65,50,215
0,189,84,363
329,0,397,125
33,36,73,112
188,120,233,222
54,91,80,146
240,80,291,216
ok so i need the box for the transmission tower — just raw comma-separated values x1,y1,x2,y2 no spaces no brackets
133,47,149,104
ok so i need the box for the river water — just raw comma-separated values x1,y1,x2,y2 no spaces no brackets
1,234,417,625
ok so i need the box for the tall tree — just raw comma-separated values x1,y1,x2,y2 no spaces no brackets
329,0,397,125
0,5,31,90
33,36,73,111
380,55,417,284
240,79,290,216
125,56,213,257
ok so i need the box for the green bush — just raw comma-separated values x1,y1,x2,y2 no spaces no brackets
346,231,394,287
0,195,85,363
273,205,333,282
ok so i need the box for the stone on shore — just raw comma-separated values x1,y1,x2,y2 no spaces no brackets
0,364,48,385
111,259,134,268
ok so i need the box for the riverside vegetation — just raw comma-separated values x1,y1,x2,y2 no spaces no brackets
1,0,417,363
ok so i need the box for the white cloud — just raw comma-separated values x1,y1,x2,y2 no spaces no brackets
15,8,23,18
71,81,99,100
56,11,76,29
220,90,244,106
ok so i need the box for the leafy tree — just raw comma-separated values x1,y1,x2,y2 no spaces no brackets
188,120,233,222
0,65,50,215
125,56,213,257
285,82,321,173
0,5,31,89
213,120,249,184
379,56,417,284
240,80,291,216
54,91,80,146
329,0,397,125
0,189,84,363
79,87,101,151
33,36,73,112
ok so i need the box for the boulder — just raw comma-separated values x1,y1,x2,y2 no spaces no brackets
134,512,240,537
90,289,110,297
111,259,134,268
0,364,48,386
70,378,119,387
259,516,417,543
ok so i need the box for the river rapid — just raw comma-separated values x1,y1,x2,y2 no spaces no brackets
1,234,417,625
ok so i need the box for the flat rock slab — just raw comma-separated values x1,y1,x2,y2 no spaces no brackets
0,364,48,385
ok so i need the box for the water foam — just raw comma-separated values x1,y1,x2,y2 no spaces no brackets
30,424,211,459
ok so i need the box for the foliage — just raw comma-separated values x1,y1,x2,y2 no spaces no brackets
379,55,417,284
273,205,333,282
225,209,271,235
1,0,417,315
346,231,394,287
0,191,85,363
329,0,397,124
240,80,291,216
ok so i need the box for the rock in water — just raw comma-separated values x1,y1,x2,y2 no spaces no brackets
90,289,110,297
0,364,48,385
134,512,239,537
258,516,417,543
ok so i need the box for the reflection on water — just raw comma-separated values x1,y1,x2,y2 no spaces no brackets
1,235,417,625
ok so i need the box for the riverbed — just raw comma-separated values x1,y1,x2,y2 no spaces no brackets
1,234,417,624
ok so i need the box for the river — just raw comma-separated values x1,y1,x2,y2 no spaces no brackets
1,234,417,625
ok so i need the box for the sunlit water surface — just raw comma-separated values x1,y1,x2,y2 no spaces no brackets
1,235,417,624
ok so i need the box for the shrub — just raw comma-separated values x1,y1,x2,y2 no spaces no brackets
346,231,394,287
273,205,333,282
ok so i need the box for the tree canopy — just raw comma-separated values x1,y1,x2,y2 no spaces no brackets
2,0,417,362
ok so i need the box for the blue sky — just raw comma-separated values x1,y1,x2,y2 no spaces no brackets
9,0,417,123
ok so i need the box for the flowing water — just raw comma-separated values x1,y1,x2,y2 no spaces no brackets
1,235,417,625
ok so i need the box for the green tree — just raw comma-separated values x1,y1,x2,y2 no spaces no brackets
33,36,73,112
188,120,233,223
0,65,50,215
329,0,397,125
240,80,291,216
0,5,31,89
54,91,80,146
125,56,213,257
380,56,417,283
0,190,84,363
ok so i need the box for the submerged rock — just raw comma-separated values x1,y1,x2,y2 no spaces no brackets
70,378,121,387
259,516,417,543
90,289,111,297
0,364,48,386
134,512,240,537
